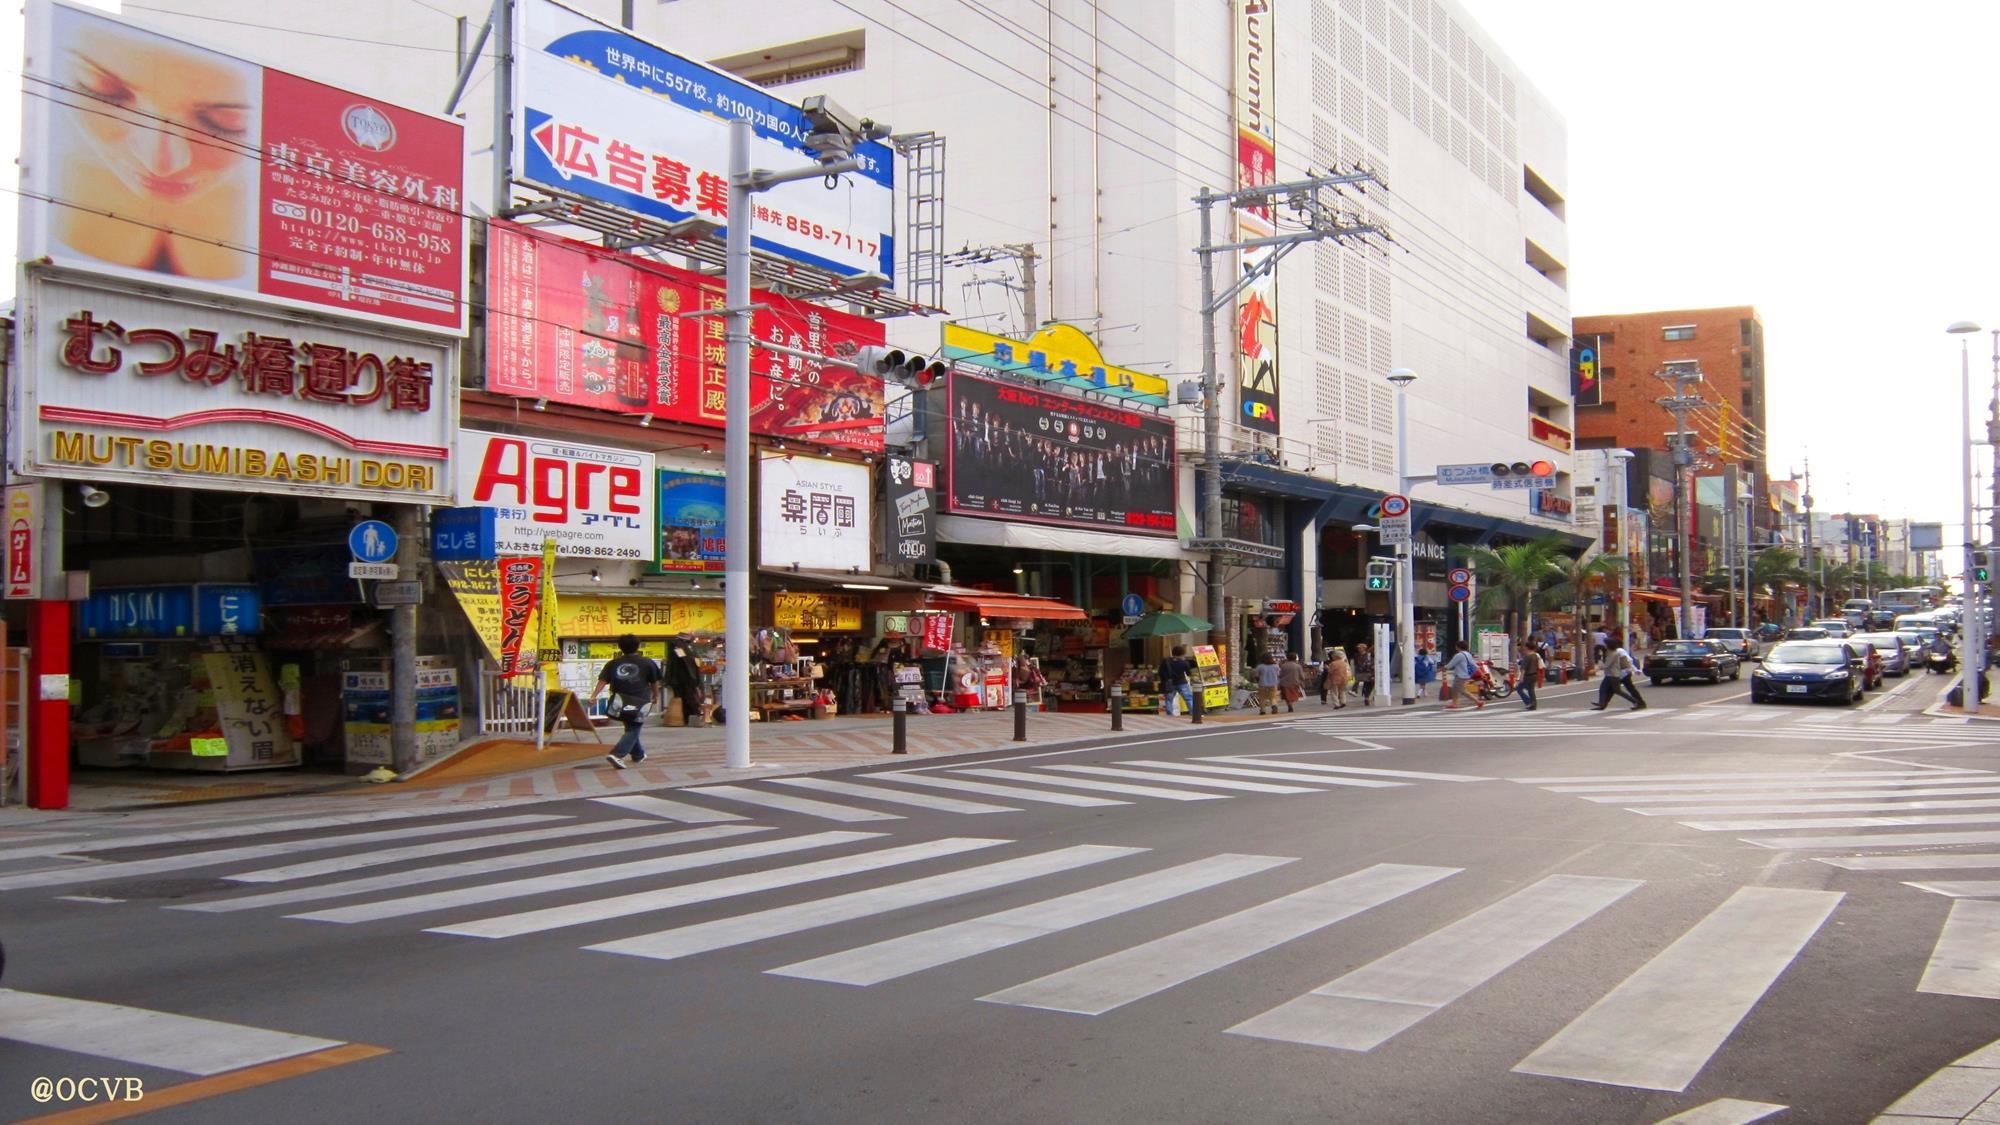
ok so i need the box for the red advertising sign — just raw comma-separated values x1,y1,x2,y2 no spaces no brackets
5,485,36,600
921,612,954,654
497,555,543,677
486,222,886,450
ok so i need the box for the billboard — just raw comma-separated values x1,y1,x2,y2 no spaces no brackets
513,0,894,282
19,0,466,333
657,470,725,573
1572,336,1602,407
943,371,1177,537
759,452,871,571
18,276,455,502
458,430,656,560
486,222,887,451
883,456,936,565
1233,0,1281,434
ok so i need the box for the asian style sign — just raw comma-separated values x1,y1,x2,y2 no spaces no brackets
554,595,725,639
20,277,455,502
486,222,886,450
759,453,871,571
773,593,863,632
459,431,656,560
1233,0,1281,435
20,0,466,333
513,0,894,282
943,371,1178,537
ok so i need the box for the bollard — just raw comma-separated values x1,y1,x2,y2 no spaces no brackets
1012,691,1029,742
1109,686,1124,731
891,698,908,754
1191,685,1205,725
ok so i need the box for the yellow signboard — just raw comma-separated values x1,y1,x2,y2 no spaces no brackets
438,560,539,666
940,323,1167,400
554,595,726,639
772,593,863,631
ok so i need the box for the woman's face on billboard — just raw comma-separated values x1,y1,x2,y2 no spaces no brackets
64,32,253,204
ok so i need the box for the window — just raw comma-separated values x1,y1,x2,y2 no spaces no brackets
1662,325,1696,341
1222,494,1283,566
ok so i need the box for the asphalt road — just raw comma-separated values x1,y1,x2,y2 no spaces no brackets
5,667,1999,1124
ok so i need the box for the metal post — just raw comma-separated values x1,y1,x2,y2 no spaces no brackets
891,697,908,754
722,118,754,770
489,0,511,215
1190,681,1205,724
1612,451,1632,641
1198,188,1226,647
1392,373,1415,704
389,504,420,773
1955,325,1984,711
1013,691,1028,742
1109,685,1123,731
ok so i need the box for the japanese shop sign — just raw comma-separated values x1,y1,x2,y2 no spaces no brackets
553,594,724,639
943,371,1178,537
513,0,894,282
920,612,954,654
202,651,298,768
18,277,454,502
19,0,466,333
772,593,863,632
497,556,543,677
657,470,725,573
75,584,261,638
883,456,936,565
758,452,871,572
486,222,885,449
5,485,37,600
459,430,656,561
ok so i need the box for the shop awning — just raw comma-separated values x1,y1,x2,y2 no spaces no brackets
928,591,1089,620
1630,590,1682,606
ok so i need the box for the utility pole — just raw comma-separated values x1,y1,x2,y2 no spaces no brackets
1192,169,1384,649
945,243,1039,334
1801,456,1817,620
1988,330,1999,550
1659,362,1705,638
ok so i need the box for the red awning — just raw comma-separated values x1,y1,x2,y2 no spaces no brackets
1629,590,1682,606
929,593,1089,621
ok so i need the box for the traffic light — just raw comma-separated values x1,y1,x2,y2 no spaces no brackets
1975,551,1991,584
1365,557,1395,591
1489,460,1557,479
856,345,948,387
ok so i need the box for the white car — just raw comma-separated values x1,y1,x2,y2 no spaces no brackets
1812,619,1854,638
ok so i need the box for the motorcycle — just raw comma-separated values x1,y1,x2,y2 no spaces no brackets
1927,649,1958,675
1473,659,1515,701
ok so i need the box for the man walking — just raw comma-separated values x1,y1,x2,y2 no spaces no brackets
1517,637,1543,711
1159,645,1194,716
1442,640,1484,710
1254,651,1282,714
1590,633,1646,711
593,633,662,768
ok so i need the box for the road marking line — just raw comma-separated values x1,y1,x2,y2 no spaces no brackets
1906,879,2000,898
1120,759,1406,788
1039,764,1320,795
171,826,769,914
1547,775,2000,794
589,794,749,823
859,772,1127,807
951,767,1227,802
1649,1098,1788,1124
765,776,1018,814
1588,785,2000,805
591,844,1150,963
0,989,346,1075
0,814,571,892
1637,798,2000,817
682,784,904,823
1821,853,2000,871
429,836,1009,938
1514,769,1974,784
19,1043,391,1125
1199,757,1491,782
1919,899,2000,998
1743,829,2000,850
1863,714,1915,725
1682,812,2000,832
226,819,659,883
1512,885,1841,1092
291,830,885,924
1227,874,1640,1051
771,853,1294,986
0,805,541,863
980,863,1460,1016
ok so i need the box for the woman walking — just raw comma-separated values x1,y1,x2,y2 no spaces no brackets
1321,647,1350,708
1278,652,1305,713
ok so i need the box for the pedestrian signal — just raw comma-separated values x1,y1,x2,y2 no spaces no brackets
1976,551,1992,584
1365,558,1395,591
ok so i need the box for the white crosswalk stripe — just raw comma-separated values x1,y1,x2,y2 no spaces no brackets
679,784,904,823
1651,1098,1788,1124
1038,764,1320,795
0,990,347,1076
1198,756,1491,782
589,793,749,823
224,819,658,883
1120,759,1407,788
859,771,1127,807
1919,899,2000,998
949,767,1227,802
1679,812,2000,832
765,776,1018,814
1632,797,2000,817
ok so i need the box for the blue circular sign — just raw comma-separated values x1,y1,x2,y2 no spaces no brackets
1121,593,1145,619
349,520,398,563
1447,584,1472,603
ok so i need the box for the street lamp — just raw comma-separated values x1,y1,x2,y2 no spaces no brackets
1608,449,1634,641
1950,320,1984,712
1389,368,1417,704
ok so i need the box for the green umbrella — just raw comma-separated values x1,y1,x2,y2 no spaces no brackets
1120,611,1213,639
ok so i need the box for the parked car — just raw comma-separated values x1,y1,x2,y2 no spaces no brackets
1845,638,1885,689
1705,627,1761,662
1812,619,1854,638
1644,639,1742,685
1853,632,1911,677
1786,627,1831,641
1751,641,1865,705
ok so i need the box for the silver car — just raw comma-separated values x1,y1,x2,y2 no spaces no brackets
1853,633,1911,677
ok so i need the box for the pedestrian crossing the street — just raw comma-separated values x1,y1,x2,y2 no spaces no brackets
0,807,1972,1098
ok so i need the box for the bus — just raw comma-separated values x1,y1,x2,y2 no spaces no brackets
1877,587,1944,615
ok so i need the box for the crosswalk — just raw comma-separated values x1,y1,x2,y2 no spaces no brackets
1277,704,2000,748
0,805,1973,1099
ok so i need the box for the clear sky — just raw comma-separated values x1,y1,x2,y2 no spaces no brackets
1464,0,2000,539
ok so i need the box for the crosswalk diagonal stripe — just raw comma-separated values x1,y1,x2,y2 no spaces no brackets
1583,785,2000,805
980,863,1460,1016
1634,797,2000,817
682,784,903,823
950,768,1227,802
1200,757,1491,782
589,844,1151,963
1039,764,1320,794
0,814,572,893
1680,812,2000,832
170,826,770,914
1513,770,1974,784
0,805,540,863
0,990,346,1076
770,853,1295,986
589,794,749,823
1227,874,1641,1051
1742,829,2000,850
1918,899,2000,998
1905,879,2000,898
1546,775,2000,794
1650,1098,1789,1124
765,776,1018,814
225,819,660,883
858,772,1127,807
290,830,887,924
1119,760,1406,788
1819,853,2000,871
428,837,1010,939
1513,885,1841,1092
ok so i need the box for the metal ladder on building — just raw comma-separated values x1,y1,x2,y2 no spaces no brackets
894,132,946,312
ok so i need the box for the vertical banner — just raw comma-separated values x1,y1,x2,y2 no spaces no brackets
883,456,937,565
537,539,561,665
920,612,954,653
497,556,543,677
5,485,38,600
1233,0,1280,435
1571,336,1602,407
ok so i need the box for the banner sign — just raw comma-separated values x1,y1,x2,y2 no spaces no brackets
439,560,539,666
513,0,894,282
76,584,260,639
1571,337,1602,407
657,470,725,573
497,556,543,677
1233,0,1281,434
883,456,936,565
19,277,455,502
758,452,871,571
943,371,1177,537
553,594,724,638
921,611,954,653
773,593,863,631
458,430,655,560
5,485,38,600
486,222,885,449
20,0,466,333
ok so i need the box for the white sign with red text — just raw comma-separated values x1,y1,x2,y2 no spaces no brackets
458,430,655,560
758,452,870,572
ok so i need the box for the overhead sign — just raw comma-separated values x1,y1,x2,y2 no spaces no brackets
76,584,261,638
1379,514,1412,545
5,485,37,600
348,520,398,563
939,323,1168,403
20,0,466,333
1436,463,1496,486
759,452,871,572
513,0,894,282
773,593,864,631
20,278,456,502
1379,494,1410,518
657,470,725,573
458,430,656,560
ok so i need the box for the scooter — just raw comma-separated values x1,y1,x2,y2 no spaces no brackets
1473,660,1515,701
1927,649,1958,675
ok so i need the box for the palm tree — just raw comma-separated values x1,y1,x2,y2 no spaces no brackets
1748,547,1806,623
1545,549,1629,657
1452,536,1568,644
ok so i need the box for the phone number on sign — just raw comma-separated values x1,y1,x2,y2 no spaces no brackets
751,205,878,258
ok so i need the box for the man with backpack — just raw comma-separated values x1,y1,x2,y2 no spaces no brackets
1159,645,1194,716
593,633,662,768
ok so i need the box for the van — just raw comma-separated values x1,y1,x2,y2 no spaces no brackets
1842,599,1873,630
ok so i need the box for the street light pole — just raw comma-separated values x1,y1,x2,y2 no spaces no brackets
1610,449,1633,640
1390,368,1416,703
1951,320,1984,712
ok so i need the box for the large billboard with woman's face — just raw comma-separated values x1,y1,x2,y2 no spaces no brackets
943,372,1178,537
19,0,466,334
